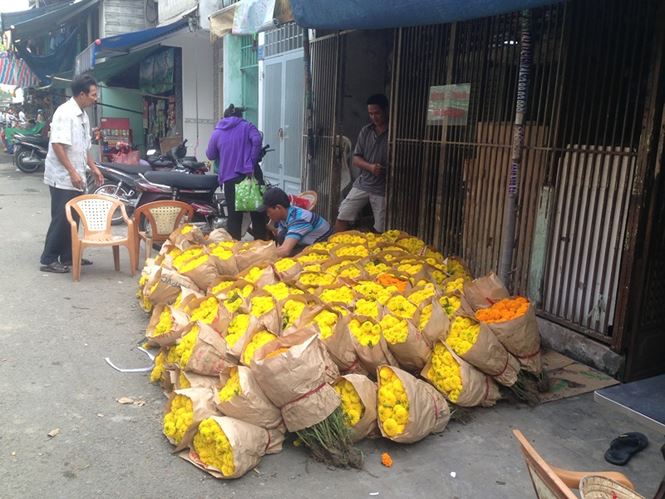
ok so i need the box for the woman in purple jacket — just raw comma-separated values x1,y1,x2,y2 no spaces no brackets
206,104,267,240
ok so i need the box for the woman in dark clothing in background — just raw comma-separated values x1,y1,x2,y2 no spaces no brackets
206,104,267,241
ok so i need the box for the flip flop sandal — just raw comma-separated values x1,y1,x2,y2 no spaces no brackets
604,432,649,466
40,262,70,273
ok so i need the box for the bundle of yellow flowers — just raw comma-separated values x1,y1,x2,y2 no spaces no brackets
146,304,190,347
248,293,279,334
440,294,462,318
163,394,194,445
363,260,391,276
312,309,340,340
241,331,278,366
263,281,303,302
218,368,241,402
150,350,166,384
303,263,322,272
207,242,238,275
319,286,355,306
297,271,336,290
188,416,269,479
210,279,235,298
377,366,450,443
407,283,437,306
396,236,426,255
224,314,251,349
166,323,232,376
445,315,521,386
423,342,501,407
447,317,480,355
332,244,369,259
349,318,382,347
446,257,470,279
354,298,380,320
241,265,275,286
295,252,330,265
380,313,431,371
274,257,297,274
172,247,207,273
189,297,221,327
328,232,368,246
353,280,395,305
173,247,220,290
348,317,396,373
233,240,278,273
444,277,467,295
333,378,363,426
153,307,173,336
386,295,417,319
377,366,409,437
280,298,308,331
414,298,449,345
333,374,378,442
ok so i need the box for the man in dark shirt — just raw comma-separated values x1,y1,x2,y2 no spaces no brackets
334,94,389,233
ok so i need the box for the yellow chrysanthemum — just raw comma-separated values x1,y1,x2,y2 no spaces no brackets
192,418,235,477
274,258,297,273
408,283,436,306
377,367,408,437
427,343,463,402
446,316,480,355
225,314,250,347
319,286,355,305
219,368,241,402
281,299,307,330
242,331,278,365
354,298,379,319
190,297,219,324
153,308,174,337
418,304,432,330
380,314,409,345
149,351,165,383
163,394,194,445
166,325,199,368
439,294,461,318
349,319,381,347
386,295,417,319
333,379,364,426
313,309,339,340
250,295,275,317
445,277,466,294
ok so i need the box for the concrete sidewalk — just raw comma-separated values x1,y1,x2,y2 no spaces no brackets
0,155,662,499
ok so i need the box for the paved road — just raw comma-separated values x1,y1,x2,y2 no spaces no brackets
0,155,662,498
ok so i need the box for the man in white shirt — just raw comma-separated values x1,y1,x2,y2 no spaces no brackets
40,74,104,273
18,109,26,124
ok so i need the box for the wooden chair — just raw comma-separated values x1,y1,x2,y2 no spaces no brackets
297,190,318,210
513,429,635,499
65,194,137,281
133,200,193,265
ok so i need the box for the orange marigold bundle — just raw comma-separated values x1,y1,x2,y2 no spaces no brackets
475,296,529,323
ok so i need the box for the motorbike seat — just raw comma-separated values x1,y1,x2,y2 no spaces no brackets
100,162,152,175
144,171,220,190
181,158,207,171
15,134,48,146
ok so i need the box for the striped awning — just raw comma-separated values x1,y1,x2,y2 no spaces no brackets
0,53,40,88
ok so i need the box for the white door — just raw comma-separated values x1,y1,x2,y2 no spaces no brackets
261,49,304,194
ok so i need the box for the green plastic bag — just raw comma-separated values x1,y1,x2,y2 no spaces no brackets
235,176,264,212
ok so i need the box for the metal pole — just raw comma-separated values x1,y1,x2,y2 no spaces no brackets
302,28,315,189
499,10,531,290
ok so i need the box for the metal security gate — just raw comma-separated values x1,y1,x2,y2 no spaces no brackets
307,32,343,221
387,0,661,345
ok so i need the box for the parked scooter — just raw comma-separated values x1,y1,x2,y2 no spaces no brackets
13,133,49,173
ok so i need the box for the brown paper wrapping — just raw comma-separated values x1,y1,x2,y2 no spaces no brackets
179,256,221,292
277,293,320,336
181,416,269,479
273,261,303,283
483,303,542,373
183,322,237,376
300,309,364,373
246,290,280,334
216,312,260,360
163,387,218,451
439,290,476,319
421,342,501,408
377,366,450,444
148,268,200,306
241,261,278,288
463,272,509,310
184,296,225,333
208,251,239,277
214,367,285,453
383,315,432,372
173,369,221,391
234,241,278,272
315,283,357,311
171,286,204,313
415,298,450,345
169,225,205,249
206,228,234,243
338,374,378,442
451,320,520,387
146,304,190,347
347,315,398,375
250,331,341,432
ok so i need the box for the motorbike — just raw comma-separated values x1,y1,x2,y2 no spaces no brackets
13,133,49,173
92,141,208,224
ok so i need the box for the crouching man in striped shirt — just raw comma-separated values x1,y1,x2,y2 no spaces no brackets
261,187,332,257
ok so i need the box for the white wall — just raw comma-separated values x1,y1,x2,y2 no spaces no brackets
165,31,216,160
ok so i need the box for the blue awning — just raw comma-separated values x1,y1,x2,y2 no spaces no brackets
75,17,189,73
1,0,99,40
288,0,565,30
